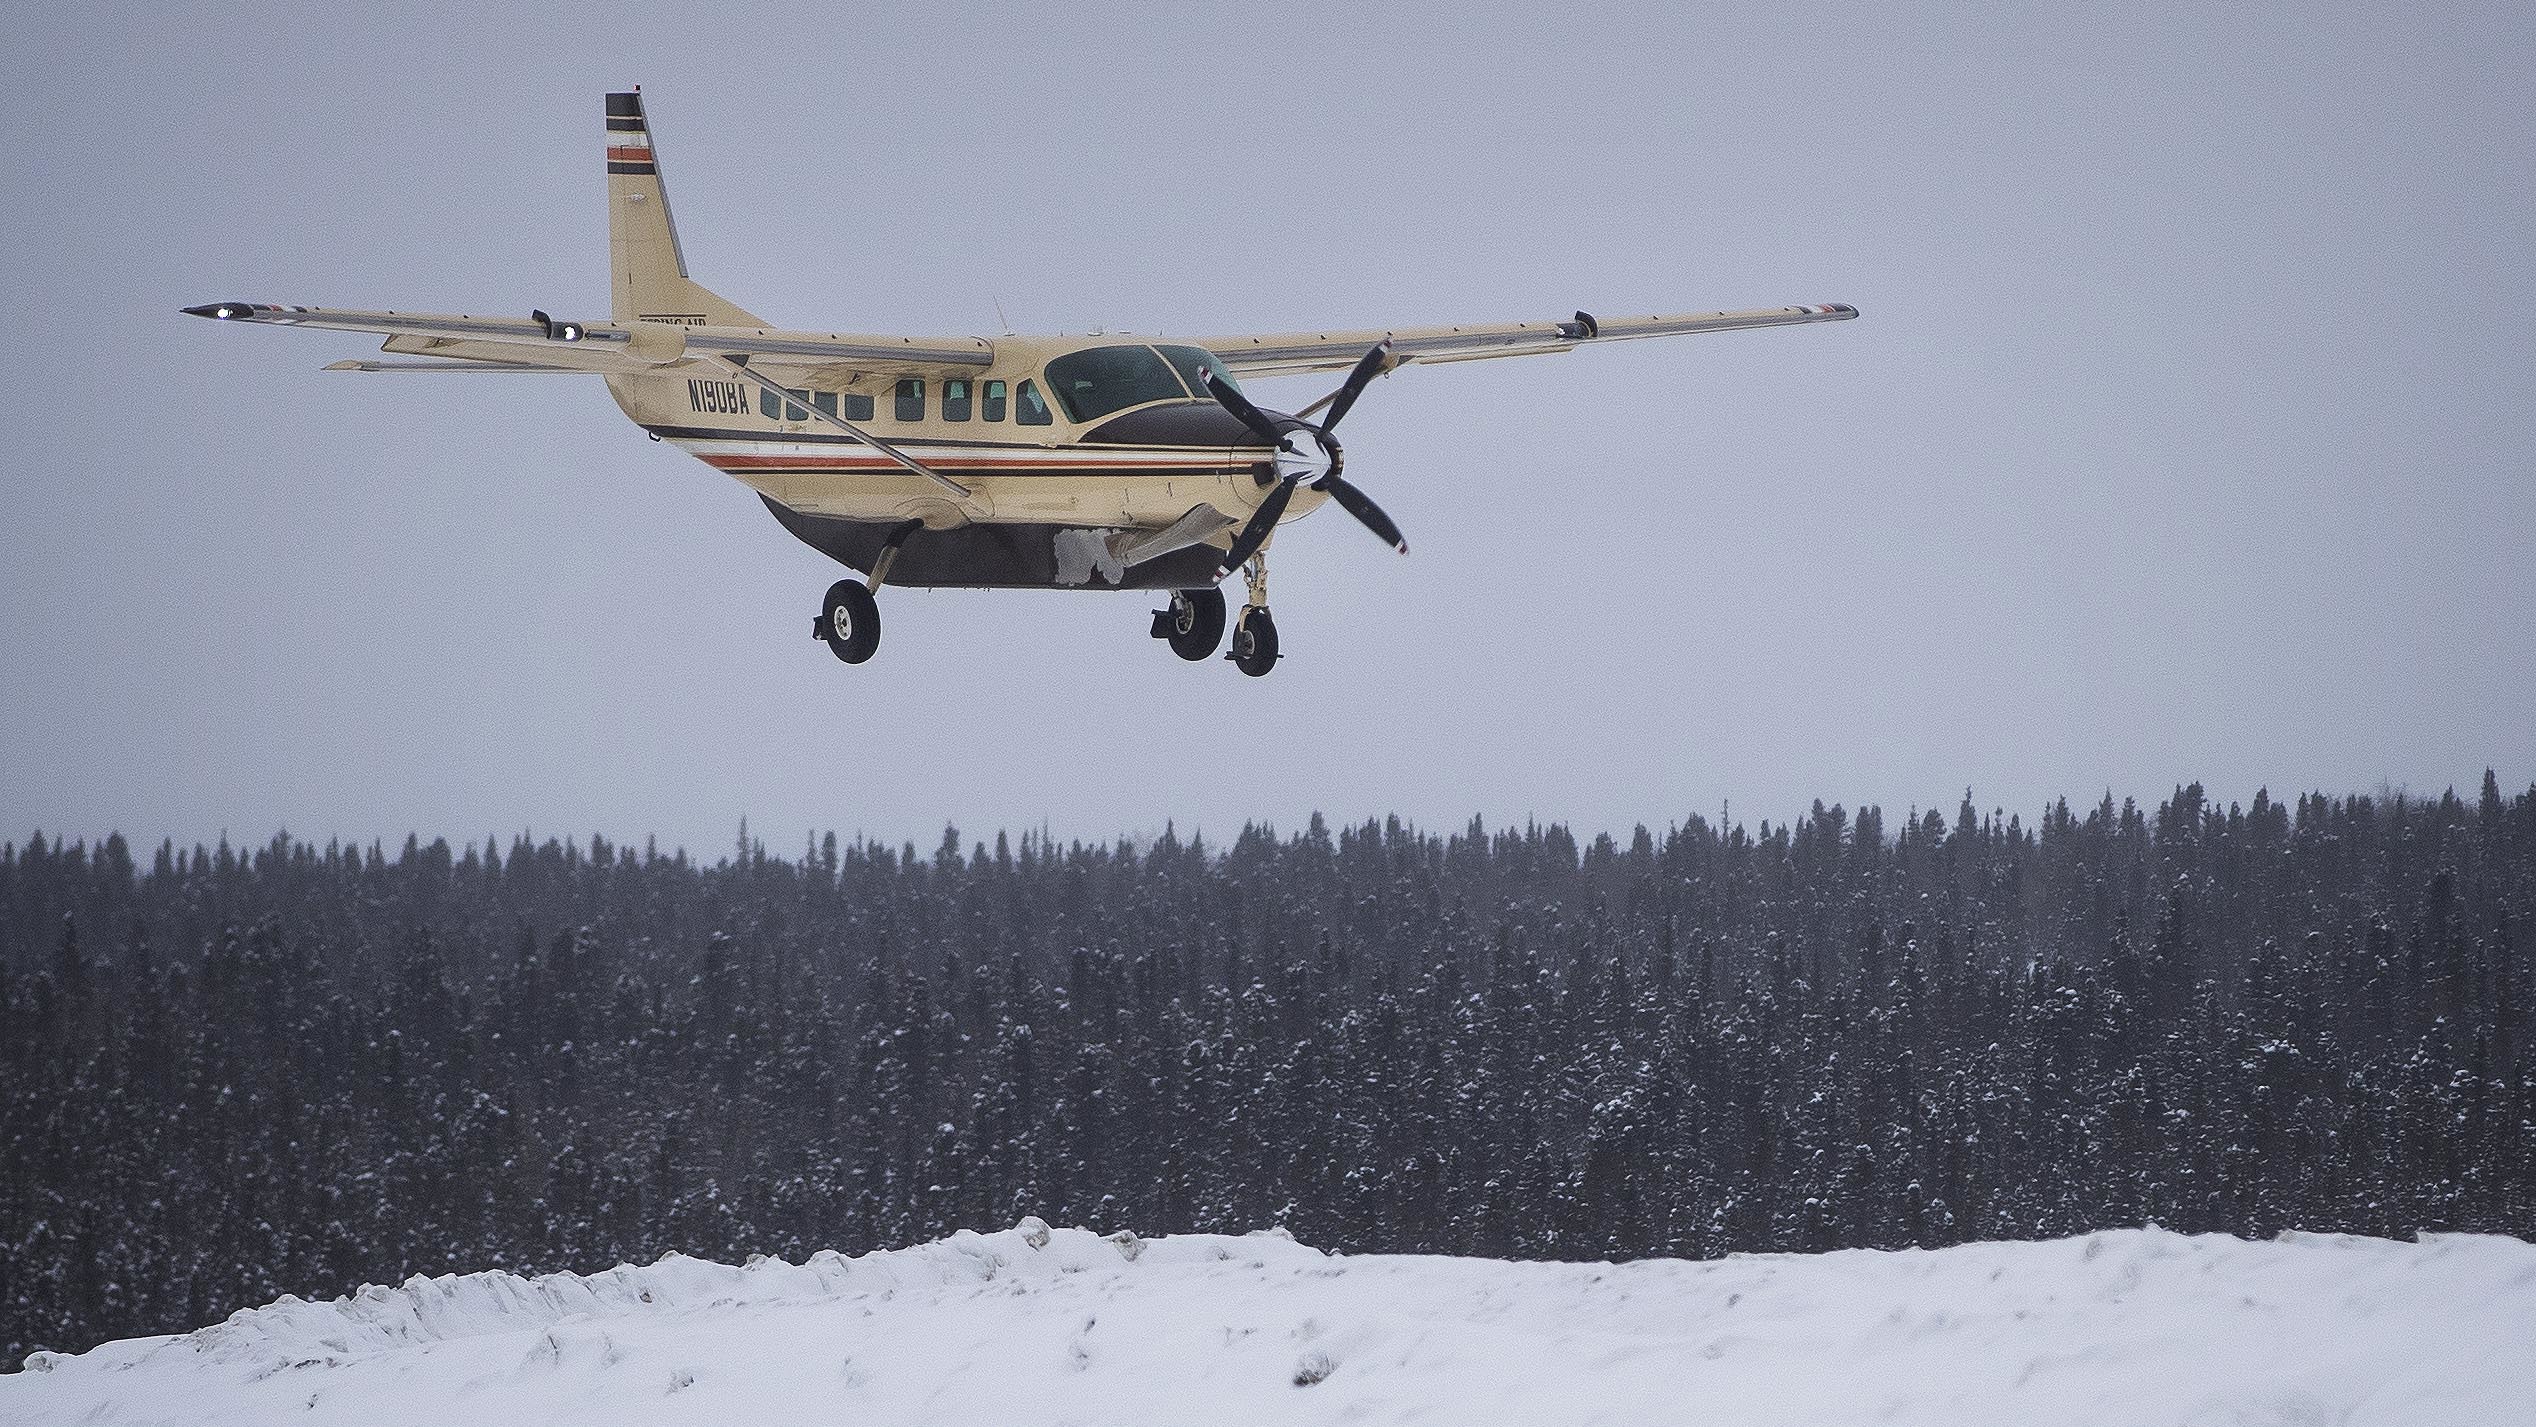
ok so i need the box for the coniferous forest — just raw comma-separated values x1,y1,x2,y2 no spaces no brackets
4,780,2533,1368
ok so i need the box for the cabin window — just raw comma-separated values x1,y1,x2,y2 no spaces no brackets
844,392,875,421
812,391,838,420
894,378,925,422
1044,344,1189,422
1016,379,1052,426
942,379,973,422
982,379,1008,422
760,386,809,422
1157,345,1237,399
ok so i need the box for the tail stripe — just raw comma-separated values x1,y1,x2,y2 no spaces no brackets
603,90,765,327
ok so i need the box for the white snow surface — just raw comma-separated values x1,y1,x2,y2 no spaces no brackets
7,1223,2533,1426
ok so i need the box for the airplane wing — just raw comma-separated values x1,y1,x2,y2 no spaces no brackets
179,302,993,375
1184,303,1857,380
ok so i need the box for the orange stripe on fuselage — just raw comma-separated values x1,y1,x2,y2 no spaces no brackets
701,453,1243,474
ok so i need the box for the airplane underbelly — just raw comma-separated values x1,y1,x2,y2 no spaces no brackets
758,497,1232,591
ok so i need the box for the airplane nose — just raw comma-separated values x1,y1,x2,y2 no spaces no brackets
1274,428,1341,484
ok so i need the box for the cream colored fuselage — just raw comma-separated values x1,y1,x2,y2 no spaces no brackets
600,336,1329,536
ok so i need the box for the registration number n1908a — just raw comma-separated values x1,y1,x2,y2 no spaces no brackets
686,379,748,415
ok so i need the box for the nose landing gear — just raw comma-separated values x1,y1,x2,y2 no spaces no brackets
1229,604,1279,676
1227,552,1279,677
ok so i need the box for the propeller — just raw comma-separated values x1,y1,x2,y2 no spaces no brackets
1203,342,1408,581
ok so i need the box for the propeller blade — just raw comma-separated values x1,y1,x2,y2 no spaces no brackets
1316,342,1393,432
1315,474,1409,555
1213,478,1298,579
1200,366,1286,447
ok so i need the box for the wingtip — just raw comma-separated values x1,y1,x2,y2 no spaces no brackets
183,301,256,320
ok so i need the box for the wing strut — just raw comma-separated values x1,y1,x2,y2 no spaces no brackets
705,355,979,508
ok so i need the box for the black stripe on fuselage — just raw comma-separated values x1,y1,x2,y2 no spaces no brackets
606,92,643,118
653,426,1258,480
686,453,1258,481
646,423,1029,447
607,161,659,175
606,116,646,132
644,408,1257,451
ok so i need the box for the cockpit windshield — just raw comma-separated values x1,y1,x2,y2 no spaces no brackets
1043,343,1235,422
1155,345,1238,401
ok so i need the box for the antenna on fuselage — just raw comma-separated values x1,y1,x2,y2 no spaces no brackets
992,297,1014,336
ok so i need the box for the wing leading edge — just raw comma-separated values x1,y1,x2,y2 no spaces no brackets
178,302,993,376
1185,303,1858,380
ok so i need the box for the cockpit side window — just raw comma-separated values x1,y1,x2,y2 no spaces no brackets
1044,345,1192,422
1016,379,1052,426
1156,345,1237,399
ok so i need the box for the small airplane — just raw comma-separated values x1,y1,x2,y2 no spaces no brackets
186,90,1855,676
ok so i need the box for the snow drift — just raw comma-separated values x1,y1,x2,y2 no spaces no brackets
6,1223,2532,1425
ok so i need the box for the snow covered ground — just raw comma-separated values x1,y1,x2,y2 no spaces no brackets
7,1223,2533,1426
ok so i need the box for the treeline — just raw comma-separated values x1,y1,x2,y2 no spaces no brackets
3,778,2532,1366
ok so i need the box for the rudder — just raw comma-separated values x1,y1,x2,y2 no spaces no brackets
605,91,766,328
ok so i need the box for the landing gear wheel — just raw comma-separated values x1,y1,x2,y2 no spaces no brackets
1158,587,1226,661
819,580,880,664
1228,605,1279,677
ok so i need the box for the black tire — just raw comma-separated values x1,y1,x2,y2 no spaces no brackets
1166,587,1227,661
820,580,881,664
1229,605,1279,677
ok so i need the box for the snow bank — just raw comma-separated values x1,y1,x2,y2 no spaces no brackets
6,1222,2532,1425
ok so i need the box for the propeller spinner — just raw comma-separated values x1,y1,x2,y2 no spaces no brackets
1202,342,1408,581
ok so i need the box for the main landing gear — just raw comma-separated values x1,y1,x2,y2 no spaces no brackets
1148,554,1280,676
817,579,879,663
1152,586,1227,661
813,519,916,665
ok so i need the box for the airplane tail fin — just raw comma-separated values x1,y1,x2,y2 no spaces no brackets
605,90,767,328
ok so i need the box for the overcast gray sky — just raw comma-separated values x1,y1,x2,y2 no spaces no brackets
3,1,2529,857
